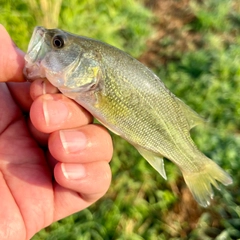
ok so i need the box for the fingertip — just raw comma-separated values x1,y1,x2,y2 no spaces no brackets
60,163,87,180
48,125,113,164
30,94,93,133
54,161,112,201
59,129,87,154
0,25,25,82
30,79,59,100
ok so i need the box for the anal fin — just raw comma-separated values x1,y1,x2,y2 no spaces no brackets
136,146,167,180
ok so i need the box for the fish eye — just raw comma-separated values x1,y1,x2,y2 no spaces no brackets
52,35,65,49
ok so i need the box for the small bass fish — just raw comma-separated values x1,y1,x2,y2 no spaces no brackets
24,26,232,207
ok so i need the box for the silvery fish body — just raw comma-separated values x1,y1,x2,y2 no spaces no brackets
24,26,232,207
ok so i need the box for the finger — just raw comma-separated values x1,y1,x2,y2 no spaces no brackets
53,160,111,218
49,124,113,163
0,84,21,132
0,24,25,82
55,161,111,201
30,93,93,133
7,82,32,112
30,79,59,100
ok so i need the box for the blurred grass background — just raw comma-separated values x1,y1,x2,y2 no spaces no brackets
1,0,240,239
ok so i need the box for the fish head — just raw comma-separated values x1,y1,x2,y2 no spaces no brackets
24,26,102,93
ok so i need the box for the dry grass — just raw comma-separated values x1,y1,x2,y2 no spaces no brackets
27,0,63,28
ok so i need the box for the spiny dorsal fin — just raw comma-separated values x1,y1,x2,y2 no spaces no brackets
136,146,167,180
176,98,206,129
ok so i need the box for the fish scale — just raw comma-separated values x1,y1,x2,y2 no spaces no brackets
88,64,208,174
24,26,233,207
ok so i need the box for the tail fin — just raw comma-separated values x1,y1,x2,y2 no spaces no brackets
182,160,232,207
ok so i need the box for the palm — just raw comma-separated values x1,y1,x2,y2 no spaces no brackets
0,83,54,239
0,82,112,240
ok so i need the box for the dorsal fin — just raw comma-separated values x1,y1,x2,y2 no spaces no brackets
176,98,206,129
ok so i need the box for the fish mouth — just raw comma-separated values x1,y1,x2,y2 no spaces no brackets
23,60,46,81
23,26,48,81
25,26,46,62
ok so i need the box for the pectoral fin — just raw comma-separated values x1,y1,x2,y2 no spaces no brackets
64,53,102,90
136,147,167,180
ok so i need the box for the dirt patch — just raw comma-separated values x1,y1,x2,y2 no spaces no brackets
140,0,202,68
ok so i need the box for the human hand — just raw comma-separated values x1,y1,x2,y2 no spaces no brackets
0,25,113,240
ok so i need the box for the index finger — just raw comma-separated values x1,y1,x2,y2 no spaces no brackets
0,24,25,82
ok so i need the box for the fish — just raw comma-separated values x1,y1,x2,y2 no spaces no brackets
23,26,232,207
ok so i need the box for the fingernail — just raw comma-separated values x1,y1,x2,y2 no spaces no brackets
61,163,86,180
60,130,87,153
42,80,46,94
43,95,70,126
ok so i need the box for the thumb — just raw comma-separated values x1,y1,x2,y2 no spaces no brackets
0,24,25,82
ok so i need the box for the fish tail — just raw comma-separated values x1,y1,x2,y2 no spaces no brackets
182,160,232,207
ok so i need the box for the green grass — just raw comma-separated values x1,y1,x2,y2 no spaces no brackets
1,0,240,239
